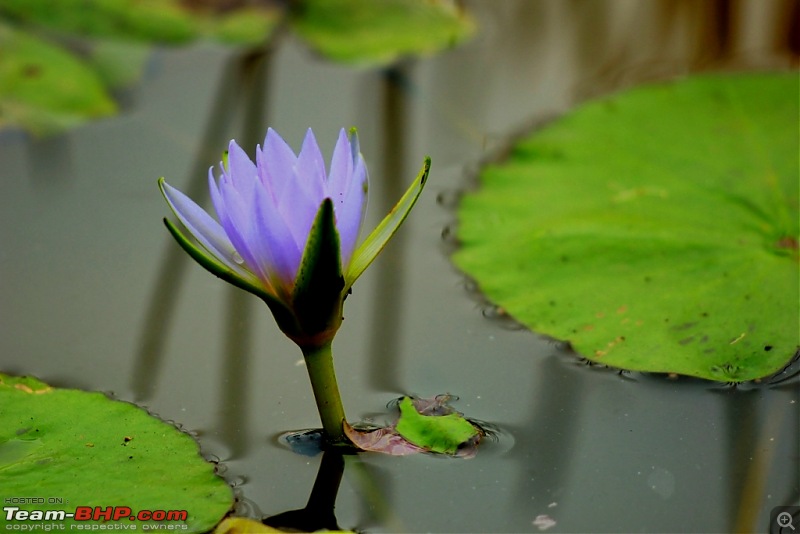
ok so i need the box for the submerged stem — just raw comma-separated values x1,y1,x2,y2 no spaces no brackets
301,342,348,445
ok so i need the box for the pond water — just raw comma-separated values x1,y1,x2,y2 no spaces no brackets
2,1,798,532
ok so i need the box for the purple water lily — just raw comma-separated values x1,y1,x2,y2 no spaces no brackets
161,128,366,299
158,127,429,443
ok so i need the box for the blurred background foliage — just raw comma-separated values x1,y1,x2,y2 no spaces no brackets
0,0,474,136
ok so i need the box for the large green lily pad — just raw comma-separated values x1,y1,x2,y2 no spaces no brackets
0,373,232,530
454,72,799,382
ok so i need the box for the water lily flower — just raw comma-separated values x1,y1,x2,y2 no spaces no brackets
159,127,429,444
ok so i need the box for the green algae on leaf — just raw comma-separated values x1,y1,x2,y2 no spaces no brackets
0,373,232,530
453,72,799,382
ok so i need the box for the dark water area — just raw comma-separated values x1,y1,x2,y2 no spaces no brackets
2,1,798,532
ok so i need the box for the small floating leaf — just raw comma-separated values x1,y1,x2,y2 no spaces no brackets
344,395,485,457
395,397,480,455
0,373,233,530
454,72,799,382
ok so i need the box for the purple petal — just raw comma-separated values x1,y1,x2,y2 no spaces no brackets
226,140,257,191
216,176,271,284
251,180,302,291
272,129,328,249
327,128,353,201
276,167,322,253
295,128,326,203
259,128,298,200
161,179,246,276
335,158,368,267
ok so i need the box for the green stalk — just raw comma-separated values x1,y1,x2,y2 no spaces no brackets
301,341,347,445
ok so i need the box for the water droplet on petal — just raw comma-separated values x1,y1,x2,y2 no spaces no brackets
232,251,244,265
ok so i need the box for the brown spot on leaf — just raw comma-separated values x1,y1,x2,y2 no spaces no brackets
22,64,42,78
776,236,798,250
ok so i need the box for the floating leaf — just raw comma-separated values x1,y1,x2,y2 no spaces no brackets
0,373,233,530
344,395,483,457
0,0,470,134
395,397,480,455
290,0,475,66
0,0,280,45
454,72,799,382
0,22,116,135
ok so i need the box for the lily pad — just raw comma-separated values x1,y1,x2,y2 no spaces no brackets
0,0,280,45
0,373,233,530
453,72,799,382
0,22,117,136
0,0,472,134
290,0,475,66
0,0,281,134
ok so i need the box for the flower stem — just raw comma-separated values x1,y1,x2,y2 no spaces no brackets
301,342,348,444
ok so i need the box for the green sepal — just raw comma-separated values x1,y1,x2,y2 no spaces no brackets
345,156,430,291
162,217,294,322
291,198,345,345
395,397,479,455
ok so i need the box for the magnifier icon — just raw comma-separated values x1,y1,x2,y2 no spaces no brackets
778,512,796,531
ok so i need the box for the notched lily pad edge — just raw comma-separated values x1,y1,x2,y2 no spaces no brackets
452,266,800,388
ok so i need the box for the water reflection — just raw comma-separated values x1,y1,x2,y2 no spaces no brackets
133,45,272,460
262,450,345,532
365,63,414,395
131,51,252,402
